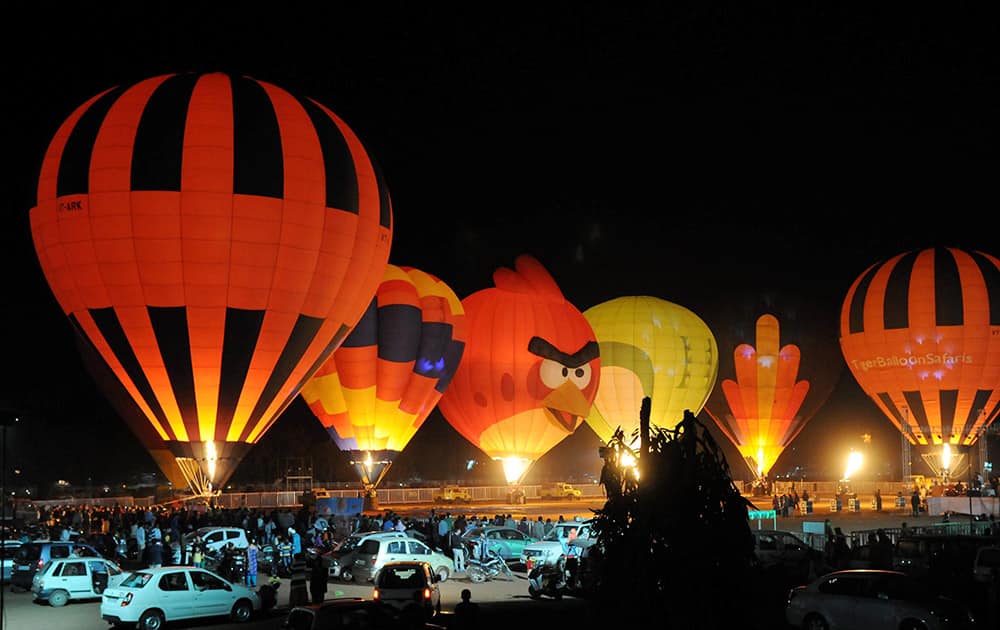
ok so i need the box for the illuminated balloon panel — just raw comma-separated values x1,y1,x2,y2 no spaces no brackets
300,265,466,487
29,73,392,493
583,296,718,444
704,292,842,478
840,247,1000,447
438,255,600,483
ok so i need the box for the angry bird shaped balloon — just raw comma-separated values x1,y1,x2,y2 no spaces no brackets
438,255,600,483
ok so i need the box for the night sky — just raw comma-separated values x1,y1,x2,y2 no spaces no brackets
2,5,996,492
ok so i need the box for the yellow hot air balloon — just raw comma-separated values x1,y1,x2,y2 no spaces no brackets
583,296,719,445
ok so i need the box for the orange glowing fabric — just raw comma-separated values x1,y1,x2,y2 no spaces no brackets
703,292,842,478
29,72,392,489
437,255,600,481
840,247,1000,446
300,265,466,486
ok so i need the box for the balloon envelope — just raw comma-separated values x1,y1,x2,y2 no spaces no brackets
300,265,466,487
703,291,842,478
438,255,600,483
30,72,393,494
583,296,718,444
840,247,1000,447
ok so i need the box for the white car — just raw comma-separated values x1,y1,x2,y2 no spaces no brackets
352,536,454,583
32,556,127,606
101,566,261,630
519,520,596,570
785,569,976,630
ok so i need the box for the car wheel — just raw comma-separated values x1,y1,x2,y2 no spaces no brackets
803,613,829,630
435,566,450,582
529,585,541,599
231,599,253,622
48,589,70,607
139,609,165,630
341,567,354,582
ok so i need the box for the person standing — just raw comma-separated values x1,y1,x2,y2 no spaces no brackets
289,552,309,607
288,527,302,558
309,553,328,604
453,588,480,630
450,525,466,573
874,488,883,512
910,489,921,517
246,540,259,587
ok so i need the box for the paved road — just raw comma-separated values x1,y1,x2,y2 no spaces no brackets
0,564,594,630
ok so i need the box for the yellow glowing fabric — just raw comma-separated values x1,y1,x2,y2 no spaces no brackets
583,296,718,444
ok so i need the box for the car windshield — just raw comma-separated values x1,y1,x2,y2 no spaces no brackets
338,536,367,553
120,571,154,588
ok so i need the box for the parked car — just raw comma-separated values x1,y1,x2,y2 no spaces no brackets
785,569,976,630
183,526,250,560
372,560,442,621
325,530,410,581
519,520,595,569
1,539,22,584
281,597,446,630
352,535,453,583
434,485,473,503
31,556,127,606
752,529,824,581
893,534,989,585
9,540,104,590
463,525,538,564
539,482,582,499
101,566,261,629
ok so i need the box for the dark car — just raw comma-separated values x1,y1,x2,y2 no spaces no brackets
752,529,825,582
10,541,104,590
893,535,990,584
281,597,446,630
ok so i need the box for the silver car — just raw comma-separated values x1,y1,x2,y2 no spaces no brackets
785,569,976,630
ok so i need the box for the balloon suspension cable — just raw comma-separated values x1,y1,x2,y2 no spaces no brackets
174,457,217,498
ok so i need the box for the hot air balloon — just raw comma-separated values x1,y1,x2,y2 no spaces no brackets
300,264,466,490
703,292,842,480
583,296,718,445
839,248,1000,470
437,255,600,484
29,72,393,495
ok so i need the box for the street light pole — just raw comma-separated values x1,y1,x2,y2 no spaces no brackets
1,416,16,623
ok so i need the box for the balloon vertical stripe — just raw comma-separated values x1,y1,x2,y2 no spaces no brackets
132,75,199,192
298,96,359,213
86,307,178,439
56,87,126,197
217,308,266,438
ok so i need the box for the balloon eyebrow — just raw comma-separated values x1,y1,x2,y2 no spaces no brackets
527,337,599,368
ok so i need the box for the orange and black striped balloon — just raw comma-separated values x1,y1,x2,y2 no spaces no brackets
29,72,393,489
840,247,1000,446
